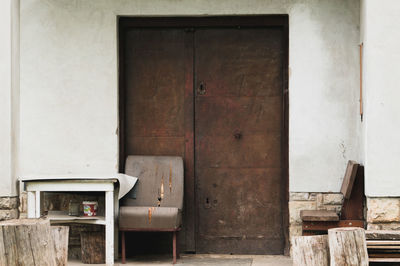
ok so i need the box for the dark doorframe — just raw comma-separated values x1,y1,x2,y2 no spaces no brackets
118,15,289,254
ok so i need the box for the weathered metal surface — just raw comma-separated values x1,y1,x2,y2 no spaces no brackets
183,31,196,251
125,29,186,144
124,29,191,250
121,19,288,254
195,28,285,254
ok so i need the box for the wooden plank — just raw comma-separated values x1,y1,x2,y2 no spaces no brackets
105,191,114,265
368,246,400,249
369,258,400,262
300,210,339,222
26,181,114,192
341,165,364,220
27,191,36,218
303,220,364,231
366,230,400,240
367,240,400,245
369,253,400,258
340,160,359,199
47,211,106,225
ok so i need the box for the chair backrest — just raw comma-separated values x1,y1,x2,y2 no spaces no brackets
340,160,360,199
122,155,184,209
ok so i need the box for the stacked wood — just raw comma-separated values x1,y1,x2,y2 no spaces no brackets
292,235,329,266
0,218,56,266
366,230,400,263
328,227,368,266
51,226,69,266
80,231,105,264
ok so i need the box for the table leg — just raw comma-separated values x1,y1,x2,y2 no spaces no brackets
35,191,41,218
113,189,119,259
27,191,36,218
105,191,114,265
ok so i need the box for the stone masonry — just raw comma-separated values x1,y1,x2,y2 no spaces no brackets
0,196,19,220
289,192,344,239
367,197,400,230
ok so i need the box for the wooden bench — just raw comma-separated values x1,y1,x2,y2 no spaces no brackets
301,161,365,235
366,230,400,263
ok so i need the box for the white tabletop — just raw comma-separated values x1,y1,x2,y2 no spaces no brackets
20,174,138,199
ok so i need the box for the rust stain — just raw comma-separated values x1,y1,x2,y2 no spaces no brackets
148,207,153,224
169,163,172,192
160,174,164,200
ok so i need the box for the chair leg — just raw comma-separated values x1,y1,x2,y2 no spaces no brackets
176,231,180,259
121,231,126,264
173,231,177,264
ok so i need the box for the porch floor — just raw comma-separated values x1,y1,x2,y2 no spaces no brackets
67,254,292,266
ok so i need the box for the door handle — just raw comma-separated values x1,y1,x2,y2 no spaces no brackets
198,82,206,95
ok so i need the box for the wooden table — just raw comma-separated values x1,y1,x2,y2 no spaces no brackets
22,178,119,265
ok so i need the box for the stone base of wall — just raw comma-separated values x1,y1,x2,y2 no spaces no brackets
289,192,344,239
367,197,400,230
290,195,400,239
0,196,19,220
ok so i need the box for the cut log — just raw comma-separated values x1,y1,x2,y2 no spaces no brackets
328,227,368,266
0,218,56,266
51,226,69,266
292,235,329,266
80,231,105,264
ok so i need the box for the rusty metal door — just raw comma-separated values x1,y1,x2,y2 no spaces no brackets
194,28,285,254
121,18,287,254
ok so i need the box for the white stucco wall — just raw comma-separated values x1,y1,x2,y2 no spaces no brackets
0,0,19,196
19,0,361,192
363,0,400,197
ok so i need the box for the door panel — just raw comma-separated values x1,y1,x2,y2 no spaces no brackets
125,29,186,146
195,28,284,254
124,29,193,250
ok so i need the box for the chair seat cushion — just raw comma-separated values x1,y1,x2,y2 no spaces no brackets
119,206,181,230
300,210,340,222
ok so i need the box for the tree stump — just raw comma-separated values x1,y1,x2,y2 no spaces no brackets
328,227,369,266
80,231,105,264
292,235,329,266
0,218,56,266
51,226,69,266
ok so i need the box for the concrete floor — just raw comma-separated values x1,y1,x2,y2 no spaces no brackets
68,254,292,266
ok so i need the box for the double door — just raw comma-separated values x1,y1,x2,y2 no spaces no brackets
121,18,287,254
